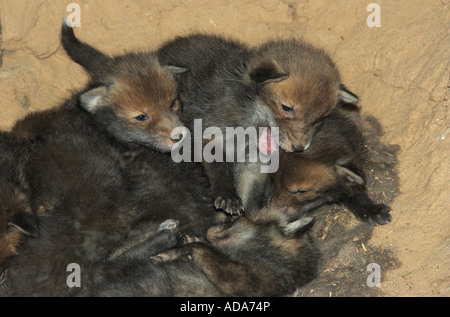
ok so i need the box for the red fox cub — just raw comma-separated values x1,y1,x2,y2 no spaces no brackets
268,109,392,226
89,216,319,297
250,39,360,153
14,22,187,153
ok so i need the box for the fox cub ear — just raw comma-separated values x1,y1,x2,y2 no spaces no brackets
282,217,315,237
79,86,110,113
338,84,359,104
246,58,288,85
8,211,40,238
334,164,365,185
164,65,189,75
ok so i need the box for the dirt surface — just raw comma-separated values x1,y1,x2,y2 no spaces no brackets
0,0,448,296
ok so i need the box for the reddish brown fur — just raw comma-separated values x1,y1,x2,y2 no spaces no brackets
267,76,338,151
58,24,187,152
0,231,21,265
68,51,187,152
107,71,182,150
271,153,338,214
251,39,353,152
264,109,392,225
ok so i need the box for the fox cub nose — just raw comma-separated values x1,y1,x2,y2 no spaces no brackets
293,137,312,152
292,144,305,152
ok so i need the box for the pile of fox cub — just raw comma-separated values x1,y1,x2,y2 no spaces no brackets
0,24,399,297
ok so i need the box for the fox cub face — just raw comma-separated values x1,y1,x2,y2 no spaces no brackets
270,109,392,226
79,54,186,152
61,24,186,152
206,215,316,263
250,39,359,153
271,108,362,213
273,155,362,213
273,152,392,225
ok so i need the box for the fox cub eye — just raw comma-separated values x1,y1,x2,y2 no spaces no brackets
294,189,311,195
171,99,180,111
134,114,150,122
281,104,293,112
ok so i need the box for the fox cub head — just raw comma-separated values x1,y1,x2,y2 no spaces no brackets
249,39,359,153
273,154,364,215
62,23,187,152
206,214,318,269
269,109,392,225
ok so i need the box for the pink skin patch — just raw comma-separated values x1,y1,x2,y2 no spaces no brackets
259,127,279,155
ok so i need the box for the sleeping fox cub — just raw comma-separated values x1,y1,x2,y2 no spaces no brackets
90,216,319,297
269,108,392,225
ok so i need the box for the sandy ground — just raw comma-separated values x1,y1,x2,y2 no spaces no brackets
0,0,448,296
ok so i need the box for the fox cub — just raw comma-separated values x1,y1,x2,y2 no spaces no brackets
13,22,187,153
250,39,359,153
61,27,290,215
269,108,392,225
90,216,319,297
